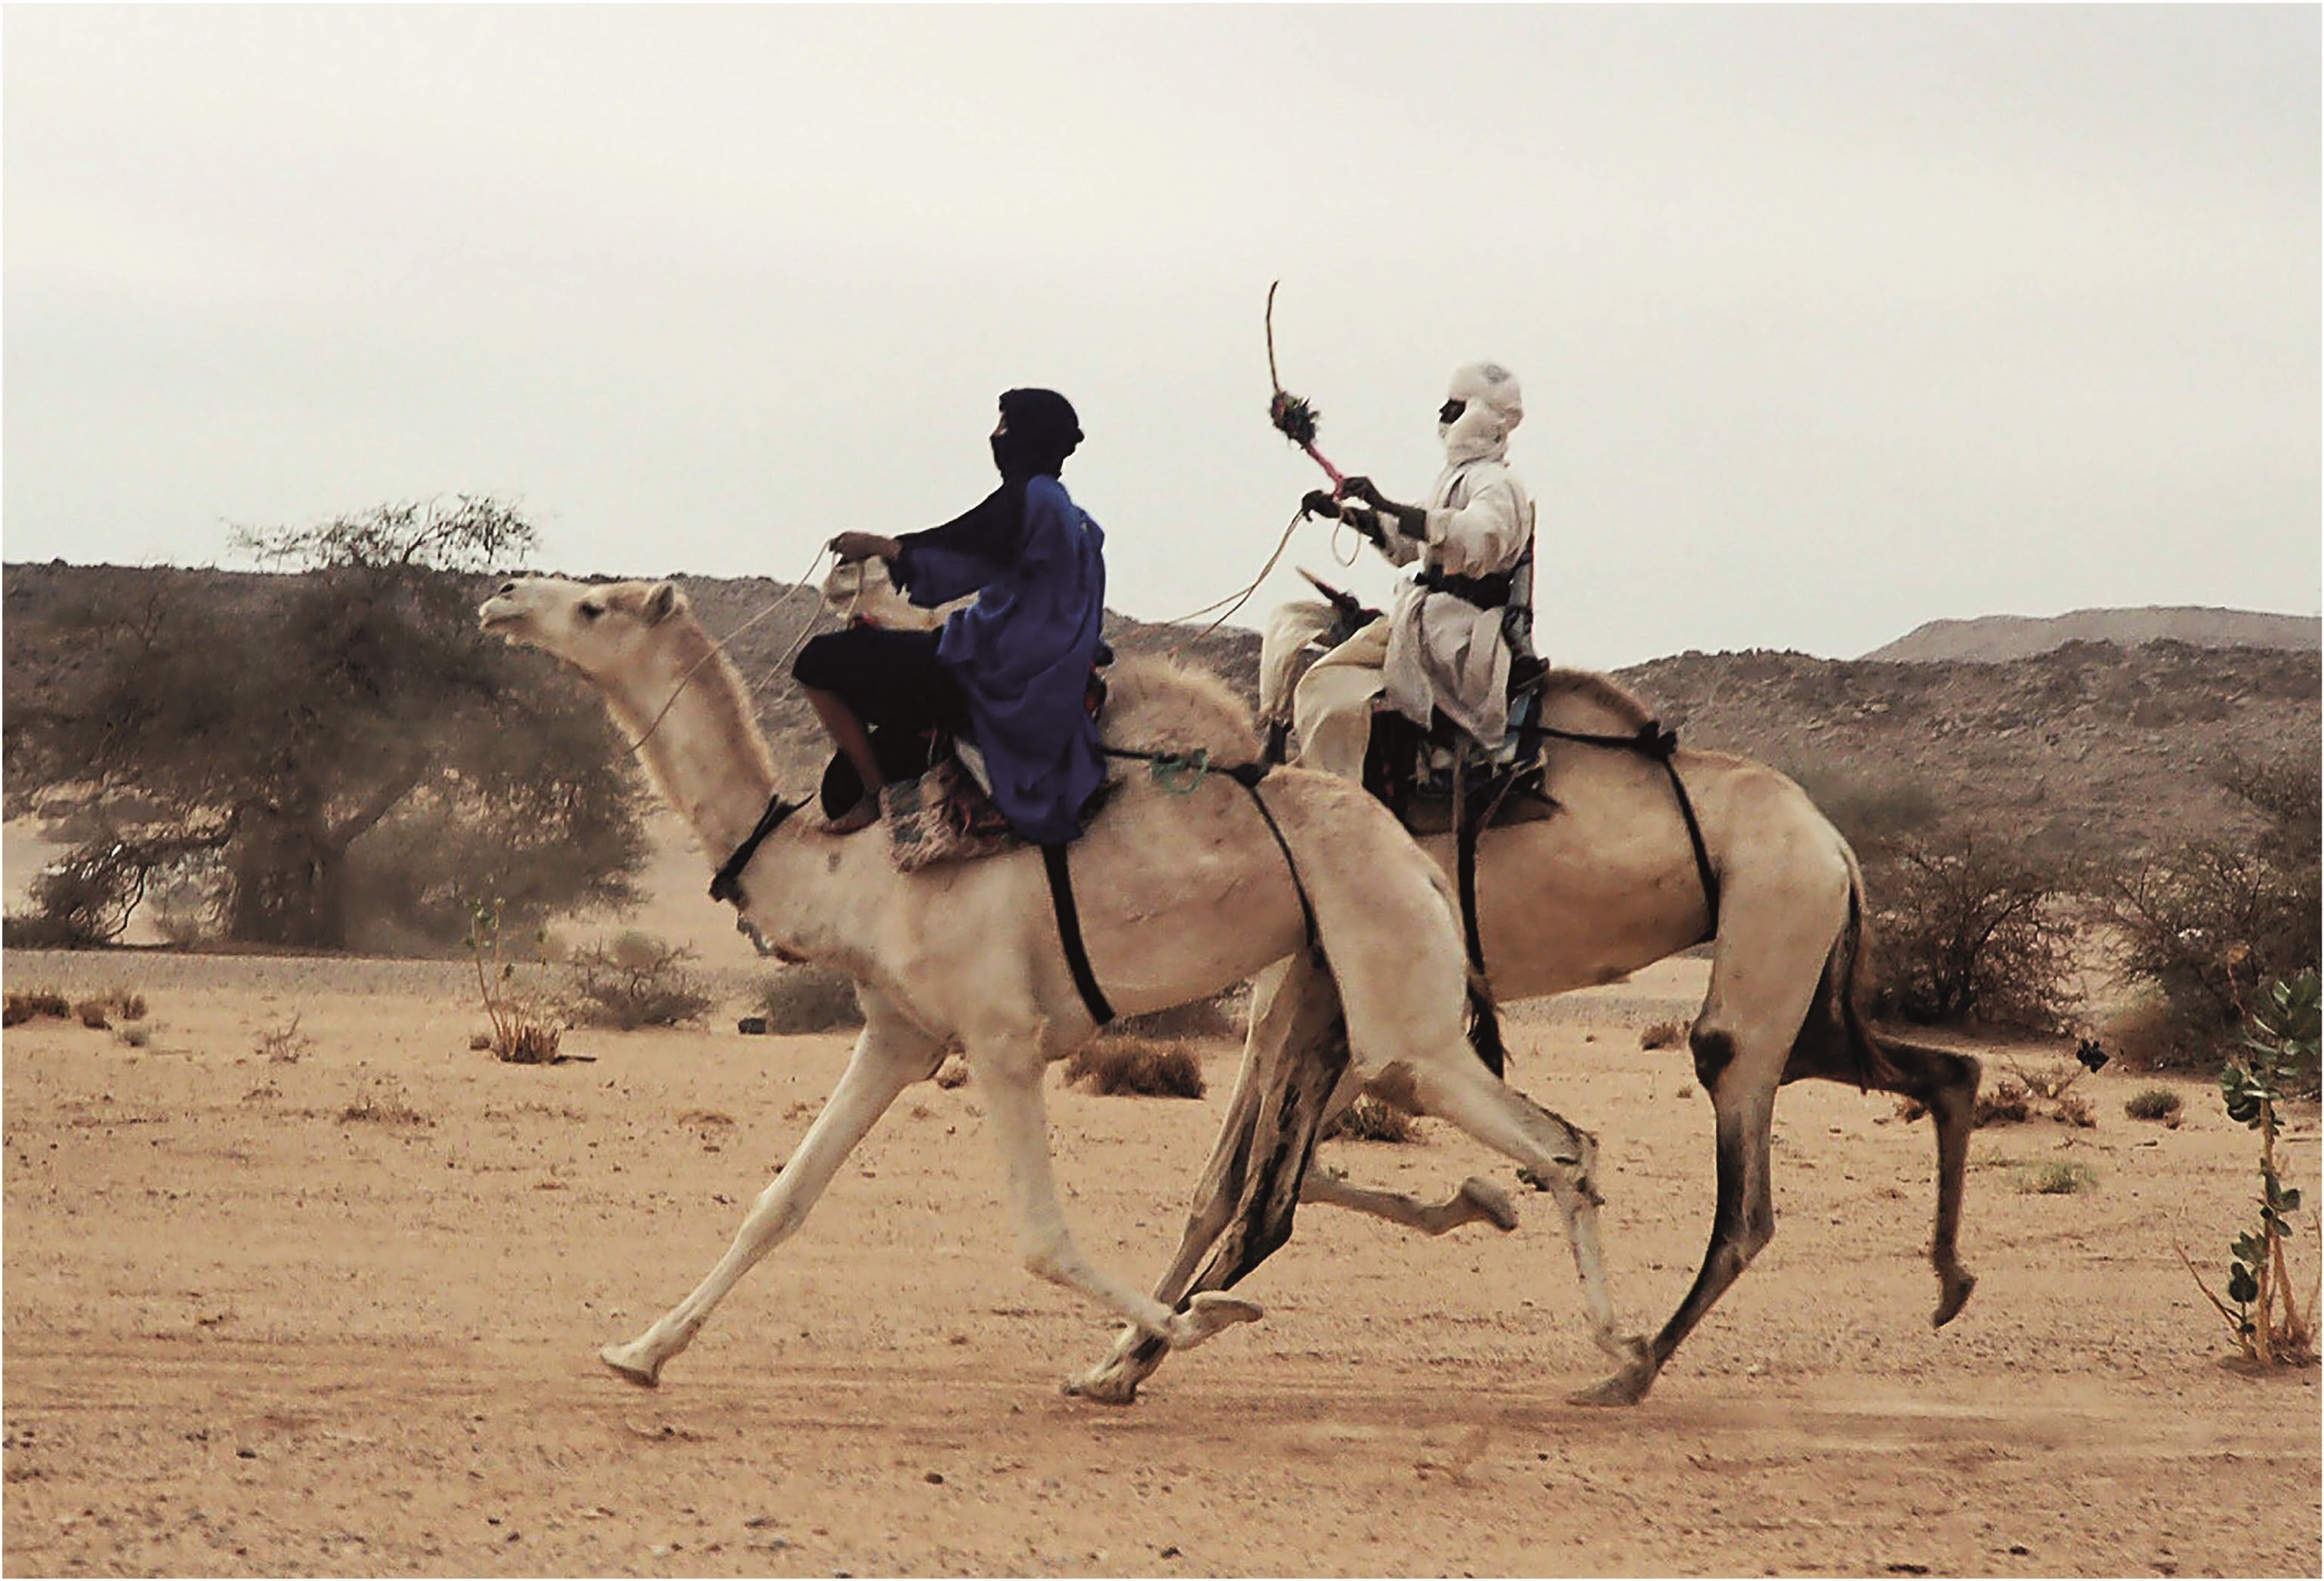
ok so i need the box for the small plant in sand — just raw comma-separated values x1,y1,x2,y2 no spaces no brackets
562,931,714,1030
466,897,563,1064
1637,1018,1688,1051
2125,1086,2184,1125
1063,1036,1205,1099
340,1080,430,1127
254,1014,316,1064
1323,1093,1421,1144
2014,1160,2097,1196
2183,971,2319,1367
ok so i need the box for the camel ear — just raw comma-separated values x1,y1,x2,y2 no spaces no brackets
643,582,681,625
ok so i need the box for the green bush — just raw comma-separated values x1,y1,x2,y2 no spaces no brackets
1864,830,2082,1031
2124,1087,2184,1123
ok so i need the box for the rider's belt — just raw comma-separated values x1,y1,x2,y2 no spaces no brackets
1418,567,1514,608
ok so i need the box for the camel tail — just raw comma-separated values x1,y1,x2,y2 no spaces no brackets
1465,967,1507,1079
1813,845,1907,1092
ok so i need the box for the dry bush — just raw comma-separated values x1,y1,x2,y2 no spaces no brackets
255,1014,316,1064
1974,1079,2032,1126
933,1055,970,1090
752,965,863,1036
1637,1018,1688,1051
2016,1160,2097,1196
1864,831,2083,1032
2100,754,2320,1073
2125,1087,2184,1124
114,1021,152,1049
1323,1093,1420,1144
2055,1093,2097,1129
562,931,714,1030
489,1017,563,1065
340,1083,430,1127
1063,1036,1205,1099
3,990,73,1027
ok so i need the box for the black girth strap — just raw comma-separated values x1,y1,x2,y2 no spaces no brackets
1042,840,1116,1027
1102,749,1322,959
709,793,804,908
1538,720,1722,940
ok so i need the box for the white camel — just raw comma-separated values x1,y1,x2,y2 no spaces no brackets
1063,598,1983,1408
478,576,1644,1392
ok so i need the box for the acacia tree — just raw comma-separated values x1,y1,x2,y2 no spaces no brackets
6,497,647,950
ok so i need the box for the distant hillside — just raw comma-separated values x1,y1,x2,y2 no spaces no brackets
1865,606,2319,663
6,564,2316,868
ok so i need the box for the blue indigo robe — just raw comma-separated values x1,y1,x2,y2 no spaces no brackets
893,475,1107,845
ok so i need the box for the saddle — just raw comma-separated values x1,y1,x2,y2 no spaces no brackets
815,650,1116,874
1360,662,1558,838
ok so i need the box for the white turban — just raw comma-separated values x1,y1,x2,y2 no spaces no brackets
1439,361,1523,465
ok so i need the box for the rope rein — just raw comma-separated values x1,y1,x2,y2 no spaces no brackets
625,545,834,758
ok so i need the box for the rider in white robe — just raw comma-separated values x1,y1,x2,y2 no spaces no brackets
1291,361,1535,781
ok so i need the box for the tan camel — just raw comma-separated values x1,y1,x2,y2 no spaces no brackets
477,576,1642,1392
1065,599,1983,1408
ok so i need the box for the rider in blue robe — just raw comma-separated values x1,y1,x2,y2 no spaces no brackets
794,388,1108,845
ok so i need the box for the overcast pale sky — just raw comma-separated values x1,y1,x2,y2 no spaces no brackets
5,5,2316,667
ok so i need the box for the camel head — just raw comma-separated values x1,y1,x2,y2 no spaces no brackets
477,576,689,681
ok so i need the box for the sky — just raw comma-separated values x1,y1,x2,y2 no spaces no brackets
5,5,2317,669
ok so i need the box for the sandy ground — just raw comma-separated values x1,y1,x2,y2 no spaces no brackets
5,916,2319,1580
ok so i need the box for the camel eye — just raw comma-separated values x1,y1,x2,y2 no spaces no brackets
579,601,604,622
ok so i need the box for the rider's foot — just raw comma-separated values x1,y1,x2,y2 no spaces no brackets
823,795,881,835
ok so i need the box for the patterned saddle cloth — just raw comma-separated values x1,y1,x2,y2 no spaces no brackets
879,749,1019,873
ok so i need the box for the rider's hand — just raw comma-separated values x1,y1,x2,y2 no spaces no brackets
1343,505,1387,547
1338,475,1387,508
829,531,900,564
1300,489,1343,520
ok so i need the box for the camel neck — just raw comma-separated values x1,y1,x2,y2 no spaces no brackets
610,653,783,868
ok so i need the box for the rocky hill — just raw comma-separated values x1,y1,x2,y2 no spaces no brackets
1864,606,2319,663
6,564,2316,866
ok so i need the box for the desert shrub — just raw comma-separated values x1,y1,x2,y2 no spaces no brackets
255,1014,316,1064
752,965,863,1035
562,931,714,1030
2,990,73,1027
467,897,563,1064
2055,1093,2097,1129
2100,754,2320,1071
933,1055,970,1089
115,1021,152,1049
1323,1093,1420,1143
2184,973,2319,1366
74,999,110,1029
1063,1036,1205,1099
1863,830,2082,1031
341,1082,430,1126
2125,1087,2184,1123
1638,1018,1688,1051
1974,1079,2032,1126
2016,1160,2097,1196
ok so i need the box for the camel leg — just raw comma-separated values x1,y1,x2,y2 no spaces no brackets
1066,955,1350,1403
1304,1165,1521,1235
973,1033,1266,1352
1787,1031,1981,1327
1372,1048,1643,1375
1573,1037,1780,1407
599,1003,945,1387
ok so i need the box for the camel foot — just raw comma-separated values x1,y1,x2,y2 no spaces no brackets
1567,1363,1655,1408
599,1340,664,1388
1932,1267,1977,1329
1461,1175,1521,1232
1060,1364,1144,1406
1164,1291,1264,1350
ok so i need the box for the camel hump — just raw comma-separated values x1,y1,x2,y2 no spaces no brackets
1530,668,1659,737
1099,653,1261,763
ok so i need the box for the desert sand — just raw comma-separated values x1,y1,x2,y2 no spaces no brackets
3,820,2319,1577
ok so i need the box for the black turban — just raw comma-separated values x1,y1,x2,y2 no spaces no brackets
991,388,1083,479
